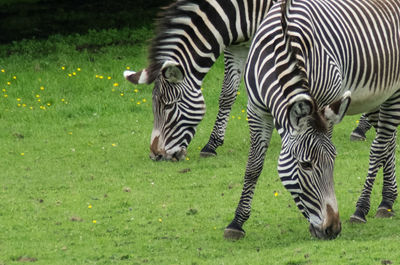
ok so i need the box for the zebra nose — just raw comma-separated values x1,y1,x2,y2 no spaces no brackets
323,204,341,239
324,221,341,239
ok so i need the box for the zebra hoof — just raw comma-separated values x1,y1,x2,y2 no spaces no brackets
200,145,217,157
349,215,366,223
350,128,367,141
224,228,245,241
375,208,395,218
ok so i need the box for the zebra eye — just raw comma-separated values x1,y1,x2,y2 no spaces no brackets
299,161,313,171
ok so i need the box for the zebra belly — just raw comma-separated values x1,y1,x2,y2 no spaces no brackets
346,85,400,115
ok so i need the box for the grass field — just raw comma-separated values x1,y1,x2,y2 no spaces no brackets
1,28,399,265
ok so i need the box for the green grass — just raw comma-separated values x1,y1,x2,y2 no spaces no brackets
0,28,399,265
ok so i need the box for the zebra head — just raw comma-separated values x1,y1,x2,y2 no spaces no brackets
278,92,351,240
124,61,206,161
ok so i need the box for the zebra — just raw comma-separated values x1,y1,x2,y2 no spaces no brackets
124,0,276,160
224,0,400,240
350,113,372,141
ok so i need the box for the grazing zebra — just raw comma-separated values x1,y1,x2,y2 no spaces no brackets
124,0,276,160
224,0,400,240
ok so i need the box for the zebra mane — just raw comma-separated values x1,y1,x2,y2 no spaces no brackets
280,0,309,103
146,0,204,83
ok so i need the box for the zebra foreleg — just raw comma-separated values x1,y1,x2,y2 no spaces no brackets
351,105,399,223
224,112,273,240
376,132,397,218
201,47,247,157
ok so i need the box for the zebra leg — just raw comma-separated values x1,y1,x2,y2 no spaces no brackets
350,113,373,141
350,103,399,223
200,46,247,157
375,131,397,218
224,110,274,240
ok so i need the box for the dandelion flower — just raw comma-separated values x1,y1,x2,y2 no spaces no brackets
137,101,141,105
241,109,245,113
22,104,26,107
111,143,117,147
99,76,104,79
120,93,124,96
47,103,51,106
17,103,21,107
134,89,139,93
77,68,81,71
238,116,241,120
61,66,65,70
7,82,11,85
158,218,162,223
29,106,33,110
36,94,40,98
107,76,112,80
17,98,21,101
2,89,6,92
142,98,147,103
72,72,76,76
4,94,8,98
1,69,4,73
274,191,278,197
113,83,119,87
95,75,99,78
126,66,130,70
356,120,359,124
388,209,392,212
88,204,92,209
92,220,97,224
20,153,25,156
68,73,72,77
237,91,241,95
13,76,16,80
37,99,41,102
40,86,44,91
61,98,65,102
186,157,190,161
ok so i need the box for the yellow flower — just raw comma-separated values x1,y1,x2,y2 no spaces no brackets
17,103,21,107
111,143,117,147
61,66,65,70
77,68,81,71
241,109,245,113
142,99,147,103
111,88,115,92
13,76,16,80
20,153,25,156
134,89,139,93
158,218,162,223
40,86,44,91
388,209,392,212
92,220,97,224
72,72,76,76
29,106,33,110
1,69,4,73
274,191,278,197
186,157,190,161
35,94,40,98
107,76,112,80
61,98,65,102
47,103,51,106
22,104,26,107
4,94,8,98
126,66,130,70
113,83,119,87
99,76,104,79
68,73,72,77
7,82,11,85
95,75,99,78
237,91,241,95
137,101,141,105
17,98,21,101
88,204,92,209
120,93,124,97
2,89,6,92
356,120,359,124
37,99,41,102
238,116,241,120
68,132,73,135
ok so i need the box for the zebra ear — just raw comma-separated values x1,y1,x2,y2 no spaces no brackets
287,94,315,134
323,91,351,125
124,69,150,84
161,61,184,83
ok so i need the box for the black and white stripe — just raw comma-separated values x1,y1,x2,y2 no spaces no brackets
225,0,400,240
